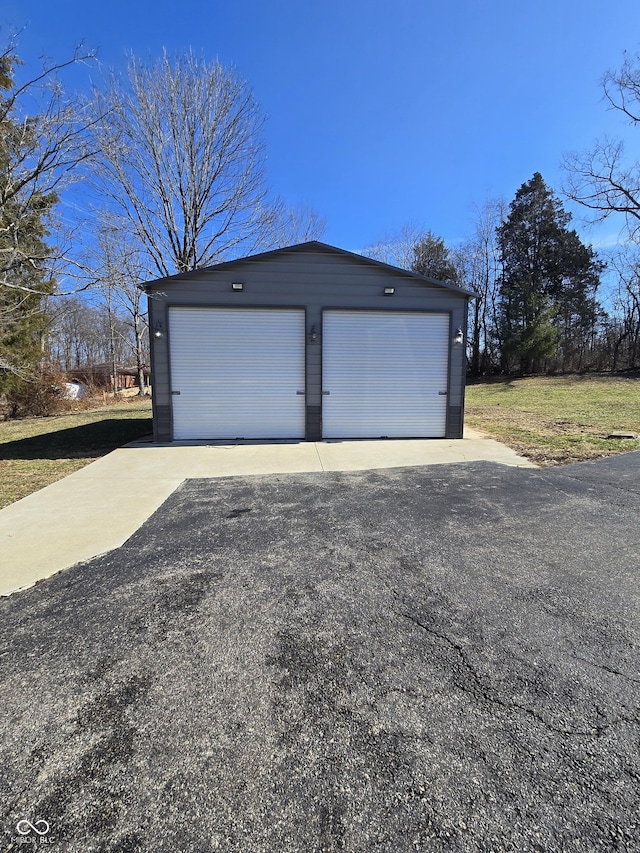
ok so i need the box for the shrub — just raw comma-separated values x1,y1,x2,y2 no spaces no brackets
1,364,80,419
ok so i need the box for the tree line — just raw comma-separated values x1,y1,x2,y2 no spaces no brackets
365,170,639,377
2,39,640,416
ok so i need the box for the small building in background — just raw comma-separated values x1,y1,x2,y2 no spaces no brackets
67,363,151,392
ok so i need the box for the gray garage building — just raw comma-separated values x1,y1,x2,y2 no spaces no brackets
144,241,474,442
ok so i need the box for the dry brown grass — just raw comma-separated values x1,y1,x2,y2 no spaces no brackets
466,374,640,465
0,395,152,508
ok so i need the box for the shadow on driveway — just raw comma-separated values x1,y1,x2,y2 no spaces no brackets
1,453,639,851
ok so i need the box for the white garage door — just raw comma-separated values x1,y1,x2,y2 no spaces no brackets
322,311,449,438
169,307,306,440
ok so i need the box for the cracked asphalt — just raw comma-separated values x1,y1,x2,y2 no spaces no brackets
1,453,640,852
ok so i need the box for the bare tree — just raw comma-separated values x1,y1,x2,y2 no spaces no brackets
48,296,134,370
48,297,103,368
604,246,640,370
92,220,149,394
564,52,640,238
0,42,97,295
362,224,429,270
459,199,506,375
0,41,97,389
89,50,285,278
269,204,326,248
562,52,640,372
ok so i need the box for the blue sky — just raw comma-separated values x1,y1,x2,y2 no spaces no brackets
3,0,640,254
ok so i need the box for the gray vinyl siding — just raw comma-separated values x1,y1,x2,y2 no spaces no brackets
146,244,471,442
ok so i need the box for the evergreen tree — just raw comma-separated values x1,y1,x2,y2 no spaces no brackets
0,43,95,398
0,49,56,391
0,195,55,392
496,173,603,373
411,230,460,283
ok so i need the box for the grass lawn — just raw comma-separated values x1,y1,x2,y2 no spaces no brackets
466,373,640,465
0,396,152,509
1,375,638,510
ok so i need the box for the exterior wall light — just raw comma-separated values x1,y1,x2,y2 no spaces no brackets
383,287,395,295
153,321,163,338
231,282,244,291
453,327,464,345
309,324,318,342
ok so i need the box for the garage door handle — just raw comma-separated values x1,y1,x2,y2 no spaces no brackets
438,391,447,396
322,391,330,396
296,390,306,395
171,391,181,396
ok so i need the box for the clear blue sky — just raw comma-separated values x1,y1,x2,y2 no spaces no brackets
3,0,640,253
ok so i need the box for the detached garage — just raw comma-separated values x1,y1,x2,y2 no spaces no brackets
144,242,474,442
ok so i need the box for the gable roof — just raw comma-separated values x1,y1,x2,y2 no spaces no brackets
142,240,476,297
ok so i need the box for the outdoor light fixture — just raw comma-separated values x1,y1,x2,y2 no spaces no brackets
153,321,163,339
231,282,244,291
383,287,395,295
453,327,464,345
309,324,318,342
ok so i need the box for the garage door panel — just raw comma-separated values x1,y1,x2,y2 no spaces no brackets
322,311,449,438
169,307,305,440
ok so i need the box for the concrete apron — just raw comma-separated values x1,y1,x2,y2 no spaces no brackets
0,429,535,597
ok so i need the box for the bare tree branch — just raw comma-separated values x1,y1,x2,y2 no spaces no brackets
268,202,326,248
361,223,427,270
1,42,98,382
563,52,640,238
88,50,285,278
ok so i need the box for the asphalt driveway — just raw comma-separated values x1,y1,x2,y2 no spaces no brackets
1,454,639,852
